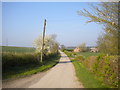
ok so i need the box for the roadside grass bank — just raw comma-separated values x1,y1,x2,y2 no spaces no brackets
64,50,118,88
71,59,109,88
3,52,60,80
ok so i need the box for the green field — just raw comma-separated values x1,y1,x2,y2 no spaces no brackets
77,52,100,57
64,50,100,58
1,46,35,53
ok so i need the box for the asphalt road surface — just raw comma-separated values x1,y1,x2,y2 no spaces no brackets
29,51,83,88
3,51,83,88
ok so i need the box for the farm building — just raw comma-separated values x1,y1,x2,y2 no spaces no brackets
73,47,81,52
90,48,99,52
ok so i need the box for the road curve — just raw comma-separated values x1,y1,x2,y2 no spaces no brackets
29,51,83,88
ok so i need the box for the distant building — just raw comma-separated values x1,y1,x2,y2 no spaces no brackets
90,48,99,52
73,47,81,52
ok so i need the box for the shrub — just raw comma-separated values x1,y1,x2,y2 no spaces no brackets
96,53,106,61
2,52,38,71
83,56,97,71
96,55,118,87
66,50,119,87
2,52,60,72
72,52,77,56
82,54,119,88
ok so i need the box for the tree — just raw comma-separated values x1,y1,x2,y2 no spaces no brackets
77,2,119,55
60,45,66,51
78,43,87,52
33,34,59,55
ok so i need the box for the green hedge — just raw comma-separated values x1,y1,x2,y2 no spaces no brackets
77,54,119,88
2,52,38,71
2,52,60,79
2,52,59,72
92,55,118,87
64,51,119,88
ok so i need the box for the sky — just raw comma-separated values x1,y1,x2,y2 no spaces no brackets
2,2,104,47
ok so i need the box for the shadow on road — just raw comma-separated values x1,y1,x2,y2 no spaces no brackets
61,56,68,58
59,61,71,64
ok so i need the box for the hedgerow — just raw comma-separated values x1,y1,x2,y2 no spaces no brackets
75,54,119,88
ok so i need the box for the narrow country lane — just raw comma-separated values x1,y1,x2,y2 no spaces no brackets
3,51,83,88
29,51,83,88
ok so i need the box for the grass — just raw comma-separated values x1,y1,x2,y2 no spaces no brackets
1,46,35,53
64,50,110,88
64,50,100,58
71,60,109,88
77,52,100,58
3,53,60,80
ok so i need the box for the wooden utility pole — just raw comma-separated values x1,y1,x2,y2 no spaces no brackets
40,19,46,63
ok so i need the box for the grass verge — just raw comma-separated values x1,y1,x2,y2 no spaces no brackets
71,59,109,88
77,52,100,58
3,53,60,80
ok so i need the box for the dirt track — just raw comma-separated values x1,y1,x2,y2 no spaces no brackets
3,51,83,88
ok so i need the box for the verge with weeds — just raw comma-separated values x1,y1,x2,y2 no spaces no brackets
72,59,109,88
64,50,118,88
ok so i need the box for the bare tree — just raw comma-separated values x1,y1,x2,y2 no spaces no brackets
77,2,119,55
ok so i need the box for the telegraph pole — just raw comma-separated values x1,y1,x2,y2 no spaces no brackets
41,19,46,63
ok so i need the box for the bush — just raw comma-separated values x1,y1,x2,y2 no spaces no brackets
83,56,97,71
96,53,106,61
65,50,119,87
72,52,77,56
43,52,58,60
81,54,119,88
2,52,38,71
2,52,60,79
94,55,118,87
2,52,60,72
